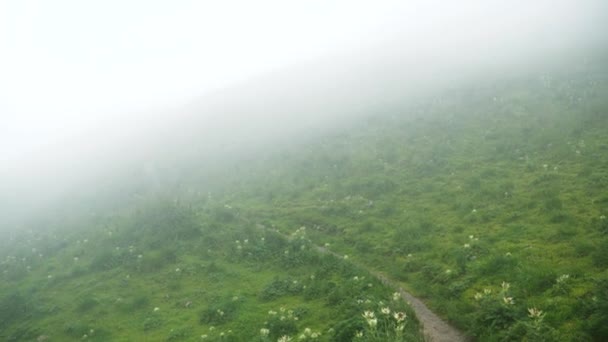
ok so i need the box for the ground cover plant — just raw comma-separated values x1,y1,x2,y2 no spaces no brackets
1,61,607,341
211,66,608,341
0,199,422,341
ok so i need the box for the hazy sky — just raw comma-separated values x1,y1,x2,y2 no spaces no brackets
0,0,411,159
1,0,606,164
0,0,606,229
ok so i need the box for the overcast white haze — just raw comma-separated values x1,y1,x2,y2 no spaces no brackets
0,0,415,160
1,0,607,227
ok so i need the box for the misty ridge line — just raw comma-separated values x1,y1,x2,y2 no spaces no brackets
64,34,604,165
2,0,606,170
4,2,606,170
1,3,607,340
1,35,606,230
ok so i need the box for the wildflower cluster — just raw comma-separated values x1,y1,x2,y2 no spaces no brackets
199,327,233,340
463,234,480,249
260,306,310,341
273,226,316,267
475,281,516,307
552,274,571,294
260,307,321,342
520,306,559,340
470,280,559,339
275,306,299,322
290,226,308,241
297,327,321,340
527,307,544,320
355,305,408,341
470,281,519,337
362,310,377,328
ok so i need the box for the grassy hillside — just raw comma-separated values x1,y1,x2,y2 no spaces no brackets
211,66,608,340
1,61,607,341
0,198,423,341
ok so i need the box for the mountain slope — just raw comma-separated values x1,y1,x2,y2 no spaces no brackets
1,58,607,341
210,65,608,340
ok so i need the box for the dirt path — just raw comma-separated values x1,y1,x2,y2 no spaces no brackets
370,270,468,342
315,245,468,342
258,225,468,342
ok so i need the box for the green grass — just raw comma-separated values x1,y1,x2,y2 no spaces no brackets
2,64,608,341
0,201,423,341
207,68,608,340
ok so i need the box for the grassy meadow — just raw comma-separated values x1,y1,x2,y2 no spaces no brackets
1,62,607,341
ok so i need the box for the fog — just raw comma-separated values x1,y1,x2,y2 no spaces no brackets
1,0,607,231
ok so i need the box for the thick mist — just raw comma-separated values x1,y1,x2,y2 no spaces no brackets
1,0,607,232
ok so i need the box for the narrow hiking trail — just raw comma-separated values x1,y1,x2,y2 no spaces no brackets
368,270,467,342
259,225,468,342
314,245,468,342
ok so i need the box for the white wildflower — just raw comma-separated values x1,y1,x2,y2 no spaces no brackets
362,311,375,320
393,312,407,322
528,307,544,318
